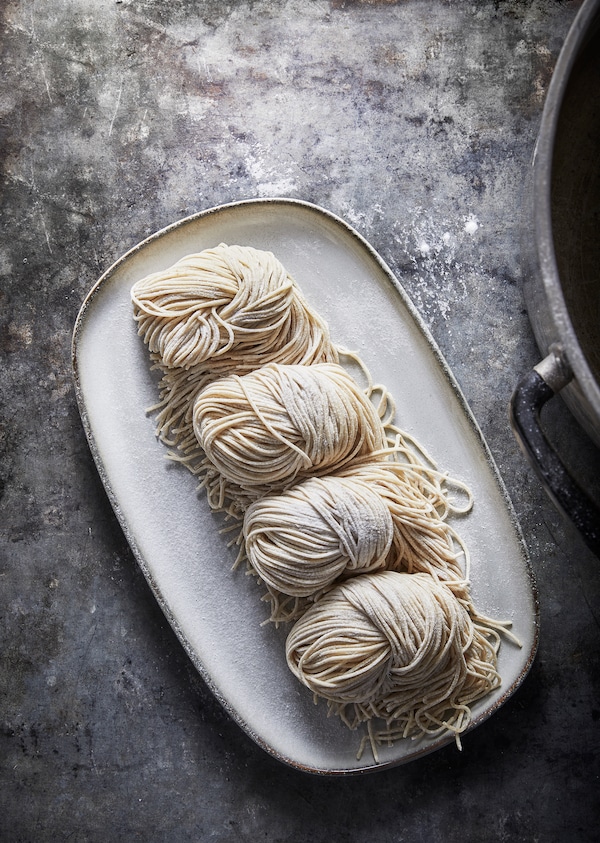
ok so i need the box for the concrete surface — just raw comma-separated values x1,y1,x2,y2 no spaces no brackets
1,0,599,840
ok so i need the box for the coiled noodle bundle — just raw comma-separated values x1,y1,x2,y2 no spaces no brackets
131,244,335,370
243,475,394,597
193,362,387,492
285,570,501,747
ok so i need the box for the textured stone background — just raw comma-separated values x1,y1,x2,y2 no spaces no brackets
1,1,599,840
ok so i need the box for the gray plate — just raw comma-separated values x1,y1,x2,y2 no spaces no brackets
71,198,538,775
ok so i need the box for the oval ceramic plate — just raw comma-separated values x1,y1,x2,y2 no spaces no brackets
72,198,538,775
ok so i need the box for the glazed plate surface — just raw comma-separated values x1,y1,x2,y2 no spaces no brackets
72,198,538,774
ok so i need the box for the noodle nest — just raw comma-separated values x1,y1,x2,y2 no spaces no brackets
285,570,501,745
243,475,394,597
131,243,336,370
193,362,387,493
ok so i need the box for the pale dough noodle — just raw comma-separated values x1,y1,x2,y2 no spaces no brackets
193,362,387,493
243,475,394,597
285,570,501,757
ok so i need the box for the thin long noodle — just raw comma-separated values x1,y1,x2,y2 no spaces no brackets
285,571,501,756
243,475,394,597
131,244,336,370
240,456,473,619
192,362,387,496
336,459,471,593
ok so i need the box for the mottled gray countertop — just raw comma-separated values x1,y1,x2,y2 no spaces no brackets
1,1,599,841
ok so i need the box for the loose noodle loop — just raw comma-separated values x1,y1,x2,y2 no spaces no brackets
193,362,387,492
336,459,472,598
285,571,501,748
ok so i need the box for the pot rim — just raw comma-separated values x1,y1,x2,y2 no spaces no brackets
533,0,600,419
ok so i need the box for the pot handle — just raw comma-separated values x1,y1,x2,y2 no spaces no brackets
510,346,600,557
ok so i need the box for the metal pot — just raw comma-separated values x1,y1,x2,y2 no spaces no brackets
510,0,600,555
